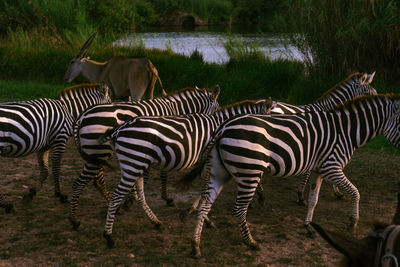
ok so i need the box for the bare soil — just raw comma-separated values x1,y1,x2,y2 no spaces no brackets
1,140,399,266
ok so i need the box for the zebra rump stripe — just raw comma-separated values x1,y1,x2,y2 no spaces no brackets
69,86,220,229
0,83,111,202
100,98,274,248
191,94,400,257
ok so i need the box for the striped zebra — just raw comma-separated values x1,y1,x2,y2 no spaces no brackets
0,83,111,203
190,94,400,258
182,72,377,210
99,98,274,248
273,72,377,204
69,86,221,230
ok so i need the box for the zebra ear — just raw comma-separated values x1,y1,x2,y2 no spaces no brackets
100,81,111,98
212,85,220,100
263,97,275,114
367,71,376,84
359,73,369,85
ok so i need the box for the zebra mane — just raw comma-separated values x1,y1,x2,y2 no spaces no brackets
164,86,207,97
216,99,264,111
56,83,100,98
333,93,400,110
315,72,362,102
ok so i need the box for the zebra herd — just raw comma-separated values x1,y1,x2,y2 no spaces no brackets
2,71,398,259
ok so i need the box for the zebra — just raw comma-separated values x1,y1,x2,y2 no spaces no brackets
69,86,221,230
274,71,377,204
0,83,111,203
98,98,275,248
190,94,400,258
182,71,377,210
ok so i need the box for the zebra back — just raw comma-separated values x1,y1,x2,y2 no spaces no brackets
272,72,377,114
57,83,112,119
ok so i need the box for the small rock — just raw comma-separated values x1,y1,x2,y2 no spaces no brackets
127,253,135,259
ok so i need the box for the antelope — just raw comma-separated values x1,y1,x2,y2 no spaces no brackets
311,192,400,267
64,33,167,101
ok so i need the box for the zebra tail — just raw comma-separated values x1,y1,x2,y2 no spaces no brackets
97,128,115,145
176,163,205,190
79,147,115,171
177,128,224,188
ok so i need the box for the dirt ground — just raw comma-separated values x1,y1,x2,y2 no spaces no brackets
0,139,400,266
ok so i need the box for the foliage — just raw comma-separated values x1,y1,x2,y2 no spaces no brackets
273,0,400,83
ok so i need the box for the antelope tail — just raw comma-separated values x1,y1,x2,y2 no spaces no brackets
146,59,167,96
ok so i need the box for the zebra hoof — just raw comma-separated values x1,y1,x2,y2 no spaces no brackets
179,210,188,222
190,247,201,259
247,241,260,251
154,222,163,230
70,219,81,231
166,199,175,207
103,232,115,248
297,199,306,206
5,204,14,213
304,224,316,238
204,219,216,229
257,196,265,206
122,199,133,211
335,194,344,200
59,194,68,203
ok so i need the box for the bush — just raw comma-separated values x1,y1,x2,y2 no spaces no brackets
273,0,400,83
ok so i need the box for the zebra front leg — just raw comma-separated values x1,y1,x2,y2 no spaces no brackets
304,175,323,237
92,168,110,201
297,171,311,206
50,145,68,203
160,171,175,206
135,176,163,228
324,170,360,234
253,183,265,206
24,149,50,202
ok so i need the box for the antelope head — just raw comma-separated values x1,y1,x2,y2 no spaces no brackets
64,32,97,82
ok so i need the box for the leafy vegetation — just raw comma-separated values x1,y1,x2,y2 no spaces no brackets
273,0,400,83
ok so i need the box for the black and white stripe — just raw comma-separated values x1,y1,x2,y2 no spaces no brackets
273,72,377,204
0,83,111,202
182,72,377,209
100,99,274,247
69,86,220,229
191,94,400,257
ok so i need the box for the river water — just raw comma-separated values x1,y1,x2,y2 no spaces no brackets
114,28,303,64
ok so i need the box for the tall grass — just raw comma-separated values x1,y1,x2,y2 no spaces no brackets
273,0,400,83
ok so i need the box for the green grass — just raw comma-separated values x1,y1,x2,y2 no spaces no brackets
0,80,63,102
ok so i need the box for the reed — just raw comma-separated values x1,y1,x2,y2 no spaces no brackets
273,0,400,83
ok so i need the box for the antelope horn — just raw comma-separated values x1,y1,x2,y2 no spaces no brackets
392,182,400,224
77,32,97,58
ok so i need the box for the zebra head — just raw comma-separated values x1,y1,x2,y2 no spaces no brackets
355,71,377,96
201,85,220,114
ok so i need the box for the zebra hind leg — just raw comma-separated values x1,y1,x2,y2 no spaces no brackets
234,178,261,251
